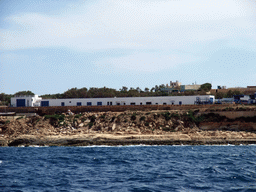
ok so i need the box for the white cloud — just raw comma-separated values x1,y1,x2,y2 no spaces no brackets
1,0,255,51
94,51,203,73
1,0,256,74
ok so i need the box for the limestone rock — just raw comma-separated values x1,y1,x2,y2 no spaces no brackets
84,119,90,123
112,123,116,131
78,123,84,127
175,125,184,132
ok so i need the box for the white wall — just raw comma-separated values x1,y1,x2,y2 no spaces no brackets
40,95,215,107
11,95,42,107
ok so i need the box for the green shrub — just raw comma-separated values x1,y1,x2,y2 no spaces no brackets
139,116,146,121
35,119,40,124
100,115,106,119
162,112,171,121
162,127,171,132
44,114,65,122
74,114,83,118
89,115,96,123
198,113,225,122
181,110,204,126
171,113,180,118
88,122,94,128
131,114,136,121
5,120,10,124
145,122,149,126
111,116,116,122
153,114,160,119
44,114,65,126
116,116,121,123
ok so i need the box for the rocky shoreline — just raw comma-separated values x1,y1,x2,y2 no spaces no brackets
3,135,256,147
1,107,256,146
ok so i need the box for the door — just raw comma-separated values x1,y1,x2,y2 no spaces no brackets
16,99,26,107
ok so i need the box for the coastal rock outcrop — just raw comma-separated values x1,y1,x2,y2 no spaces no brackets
1,107,256,146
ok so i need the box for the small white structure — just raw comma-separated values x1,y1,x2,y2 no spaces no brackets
11,95,42,107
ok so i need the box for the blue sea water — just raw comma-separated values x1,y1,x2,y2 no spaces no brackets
0,145,256,192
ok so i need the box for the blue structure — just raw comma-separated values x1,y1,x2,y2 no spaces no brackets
194,97,214,105
233,95,244,104
16,99,26,107
233,93,256,104
41,101,49,107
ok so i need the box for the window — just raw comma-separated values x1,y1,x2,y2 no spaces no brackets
130,102,136,105
107,101,113,105
41,101,49,107
69,101,71,103
123,103,126,105
116,102,120,105
61,102,65,106
87,102,92,106
163,103,167,105
146,102,152,105
140,102,143,105
97,102,102,106
77,102,82,106
179,101,182,105
155,103,158,105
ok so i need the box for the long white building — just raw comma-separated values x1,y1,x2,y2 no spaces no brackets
11,95,215,107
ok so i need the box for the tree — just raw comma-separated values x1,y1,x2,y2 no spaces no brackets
150,87,155,92
144,87,149,92
77,87,88,98
120,86,128,92
215,92,224,99
63,88,79,98
200,83,212,92
0,93,12,105
224,90,243,98
14,90,35,96
136,87,142,93
154,85,159,92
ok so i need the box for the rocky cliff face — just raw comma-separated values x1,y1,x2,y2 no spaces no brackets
1,109,256,146
1,111,192,138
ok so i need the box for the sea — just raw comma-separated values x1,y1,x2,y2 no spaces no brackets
0,145,256,192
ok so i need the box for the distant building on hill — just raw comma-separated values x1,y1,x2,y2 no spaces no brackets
170,80,181,88
217,85,226,89
160,80,181,93
180,84,201,92
161,81,202,92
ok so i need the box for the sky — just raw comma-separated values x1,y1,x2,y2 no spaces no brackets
1,0,256,95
